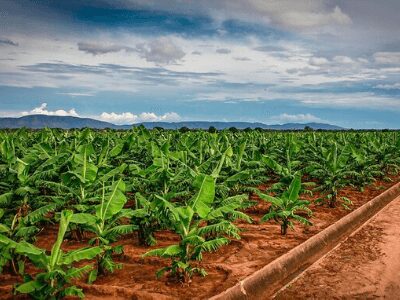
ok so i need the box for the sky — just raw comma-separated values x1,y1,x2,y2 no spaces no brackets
0,0,400,128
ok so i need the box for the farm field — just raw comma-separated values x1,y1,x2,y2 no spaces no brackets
0,128,399,299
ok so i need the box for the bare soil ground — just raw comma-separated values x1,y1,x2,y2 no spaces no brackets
1,176,399,299
274,193,400,300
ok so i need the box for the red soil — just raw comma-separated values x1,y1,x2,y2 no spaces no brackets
1,176,399,299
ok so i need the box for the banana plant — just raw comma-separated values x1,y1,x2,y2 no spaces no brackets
307,143,353,208
257,176,312,235
131,193,160,246
143,173,242,282
14,210,102,299
262,135,314,194
0,141,39,219
61,144,99,207
0,205,52,275
69,179,137,281
349,145,381,191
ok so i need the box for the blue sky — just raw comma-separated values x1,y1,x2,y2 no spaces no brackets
0,0,400,128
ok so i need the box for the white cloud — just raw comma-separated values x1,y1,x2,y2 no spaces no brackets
279,6,351,28
333,56,354,64
136,37,185,65
268,113,323,124
16,103,181,124
77,42,134,55
193,91,266,102
98,111,181,124
373,52,400,65
57,92,95,97
21,103,79,117
309,57,329,66
298,92,400,109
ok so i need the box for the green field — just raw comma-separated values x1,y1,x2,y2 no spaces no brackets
0,127,399,298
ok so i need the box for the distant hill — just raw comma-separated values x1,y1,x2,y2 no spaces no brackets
0,115,121,129
136,121,343,130
0,115,343,130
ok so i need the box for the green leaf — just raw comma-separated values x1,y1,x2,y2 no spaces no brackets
70,213,97,225
65,264,94,280
201,238,229,252
15,280,42,294
63,286,85,299
96,179,127,221
287,176,301,201
226,171,250,182
143,244,182,258
26,204,58,224
257,192,282,206
62,247,102,265
98,164,127,183
190,174,215,218
260,212,276,223
110,142,124,157
0,224,10,233
88,268,98,284
0,192,12,206
16,241,44,256
50,210,73,269
103,225,138,238
0,233,16,246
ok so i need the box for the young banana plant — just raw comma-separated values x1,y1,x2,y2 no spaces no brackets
257,176,312,235
307,143,353,208
131,193,159,246
143,173,242,282
14,210,102,299
69,179,137,282
0,206,51,275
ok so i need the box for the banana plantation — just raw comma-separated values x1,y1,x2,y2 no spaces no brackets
0,127,399,299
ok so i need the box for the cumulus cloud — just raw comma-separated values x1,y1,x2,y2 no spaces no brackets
309,57,329,66
135,37,185,64
0,38,18,46
269,113,323,124
279,6,351,28
78,42,134,55
333,56,354,64
99,111,181,124
21,103,79,117
16,103,181,124
216,48,231,54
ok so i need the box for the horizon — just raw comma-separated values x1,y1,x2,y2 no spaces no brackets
0,113,344,127
1,1,400,129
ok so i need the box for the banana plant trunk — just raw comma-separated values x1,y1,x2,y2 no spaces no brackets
281,219,288,235
330,191,337,208
138,225,147,246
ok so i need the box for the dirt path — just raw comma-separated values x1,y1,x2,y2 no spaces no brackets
275,195,400,300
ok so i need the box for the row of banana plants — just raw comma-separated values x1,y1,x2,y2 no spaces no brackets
0,127,399,298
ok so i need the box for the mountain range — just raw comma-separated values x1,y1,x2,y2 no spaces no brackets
0,115,343,130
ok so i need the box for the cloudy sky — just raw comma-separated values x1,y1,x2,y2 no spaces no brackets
1,0,400,128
